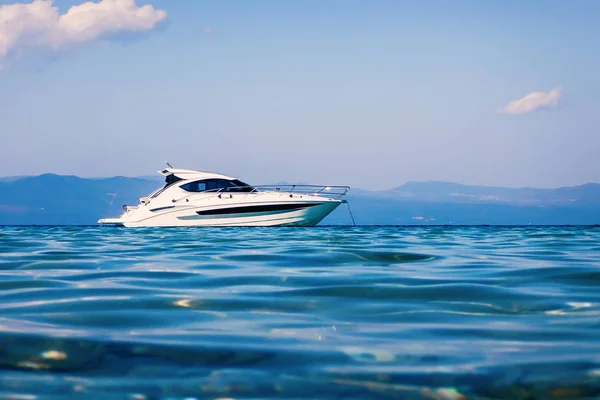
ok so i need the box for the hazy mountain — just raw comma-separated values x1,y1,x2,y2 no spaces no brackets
0,174,159,225
0,174,599,225
354,181,600,205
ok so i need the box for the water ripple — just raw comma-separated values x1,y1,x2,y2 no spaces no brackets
1,226,600,399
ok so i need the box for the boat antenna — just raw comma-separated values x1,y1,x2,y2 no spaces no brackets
166,161,173,169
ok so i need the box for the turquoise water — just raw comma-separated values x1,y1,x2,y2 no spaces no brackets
1,226,600,399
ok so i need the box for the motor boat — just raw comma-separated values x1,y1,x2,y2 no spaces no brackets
98,167,351,227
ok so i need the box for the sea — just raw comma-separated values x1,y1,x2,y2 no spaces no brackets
1,225,599,400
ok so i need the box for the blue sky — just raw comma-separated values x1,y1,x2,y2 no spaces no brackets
1,0,599,190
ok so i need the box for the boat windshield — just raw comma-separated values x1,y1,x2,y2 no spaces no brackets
165,174,183,187
148,174,184,199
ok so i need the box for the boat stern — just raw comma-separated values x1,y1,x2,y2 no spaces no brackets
97,217,125,226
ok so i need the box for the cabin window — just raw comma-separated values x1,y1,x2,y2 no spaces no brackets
180,181,207,192
180,179,255,193
229,179,254,192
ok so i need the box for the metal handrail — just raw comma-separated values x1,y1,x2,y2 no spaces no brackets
164,184,350,204
251,184,350,199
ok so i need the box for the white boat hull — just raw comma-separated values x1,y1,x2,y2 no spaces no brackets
99,198,342,227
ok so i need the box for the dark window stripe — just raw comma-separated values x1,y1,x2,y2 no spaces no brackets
196,203,322,216
150,206,176,212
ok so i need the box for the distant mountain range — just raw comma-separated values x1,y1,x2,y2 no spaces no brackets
1,174,599,225
353,181,600,205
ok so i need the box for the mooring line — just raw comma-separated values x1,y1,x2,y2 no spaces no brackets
344,200,356,226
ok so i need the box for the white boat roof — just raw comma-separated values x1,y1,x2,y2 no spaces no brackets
159,168,236,181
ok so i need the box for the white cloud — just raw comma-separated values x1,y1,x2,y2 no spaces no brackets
0,0,166,60
498,87,563,115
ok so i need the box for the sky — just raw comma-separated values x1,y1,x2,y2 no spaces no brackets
0,0,599,190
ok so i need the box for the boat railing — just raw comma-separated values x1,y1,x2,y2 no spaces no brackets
250,184,350,199
165,184,350,204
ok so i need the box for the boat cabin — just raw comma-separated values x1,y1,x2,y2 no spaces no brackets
158,168,255,194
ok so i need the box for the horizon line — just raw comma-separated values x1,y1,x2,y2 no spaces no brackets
1,172,598,192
